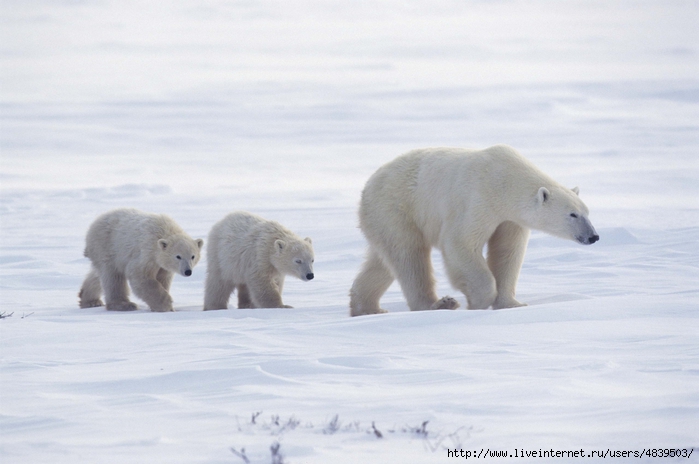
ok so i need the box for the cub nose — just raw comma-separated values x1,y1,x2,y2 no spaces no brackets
184,269,192,276
306,273,314,280
589,234,599,244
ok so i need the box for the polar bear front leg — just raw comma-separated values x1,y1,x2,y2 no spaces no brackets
441,238,497,310
155,268,174,292
248,278,290,308
129,270,174,312
487,221,529,309
349,249,393,316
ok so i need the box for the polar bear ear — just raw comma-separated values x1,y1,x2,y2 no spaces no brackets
195,238,204,249
304,237,312,245
274,239,286,253
158,239,169,250
537,187,550,205
571,186,580,195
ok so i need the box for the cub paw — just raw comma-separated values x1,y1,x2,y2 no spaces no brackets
79,299,104,309
150,305,174,312
350,307,388,317
492,298,527,310
106,301,138,311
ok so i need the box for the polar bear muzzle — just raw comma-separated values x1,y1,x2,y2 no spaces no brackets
574,215,599,245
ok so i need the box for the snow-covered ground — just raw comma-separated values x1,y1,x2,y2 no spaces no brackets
1,1,698,462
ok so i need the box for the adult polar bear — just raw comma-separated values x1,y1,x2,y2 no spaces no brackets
349,145,599,317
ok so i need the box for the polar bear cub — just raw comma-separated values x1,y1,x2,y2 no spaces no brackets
350,145,599,316
204,211,315,310
78,208,204,312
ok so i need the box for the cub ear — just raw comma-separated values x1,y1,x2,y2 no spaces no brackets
572,186,580,195
158,239,168,250
537,187,550,205
195,238,204,249
304,237,312,245
274,239,286,253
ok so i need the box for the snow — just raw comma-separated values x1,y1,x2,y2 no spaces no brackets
1,1,698,463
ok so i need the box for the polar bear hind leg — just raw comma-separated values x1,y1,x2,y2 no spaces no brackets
204,268,235,310
440,235,497,310
387,242,448,311
236,284,254,309
78,268,104,308
99,265,137,311
349,249,394,316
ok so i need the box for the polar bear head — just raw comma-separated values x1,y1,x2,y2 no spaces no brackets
527,185,599,245
157,235,204,276
271,237,315,281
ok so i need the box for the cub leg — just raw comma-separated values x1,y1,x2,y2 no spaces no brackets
237,284,254,309
275,275,285,295
78,268,104,308
248,277,289,309
204,269,235,310
155,268,174,292
100,265,137,311
128,269,173,312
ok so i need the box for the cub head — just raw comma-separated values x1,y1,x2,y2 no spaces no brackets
528,186,599,245
156,235,204,276
271,236,315,281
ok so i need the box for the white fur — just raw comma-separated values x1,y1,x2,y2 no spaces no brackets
204,211,315,310
350,144,598,316
78,208,203,312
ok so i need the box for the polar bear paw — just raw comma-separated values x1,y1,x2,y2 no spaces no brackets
79,298,104,309
350,306,388,317
431,296,460,310
150,305,174,313
492,297,527,310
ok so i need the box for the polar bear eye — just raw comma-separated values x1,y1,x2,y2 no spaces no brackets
176,255,182,260
295,259,302,264
570,213,578,218
191,255,195,260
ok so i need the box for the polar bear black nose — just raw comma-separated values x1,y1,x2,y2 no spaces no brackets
589,234,599,244
306,273,314,280
184,269,192,276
